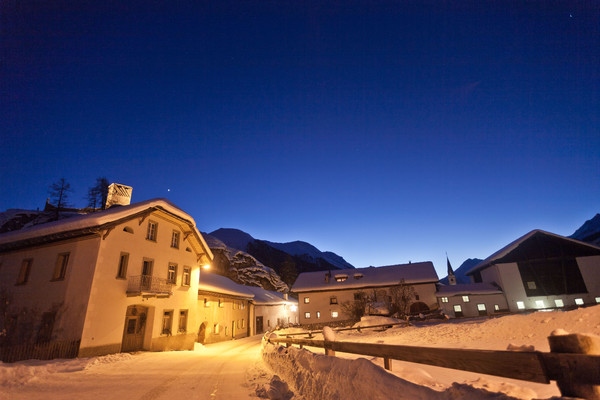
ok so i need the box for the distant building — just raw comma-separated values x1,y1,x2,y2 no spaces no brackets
245,286,298,333
465,230,600,313
292,262,439,326
436,283,508,318
0,199,213,358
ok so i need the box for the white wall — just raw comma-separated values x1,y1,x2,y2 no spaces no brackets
438,293,508,318
255,303,298,332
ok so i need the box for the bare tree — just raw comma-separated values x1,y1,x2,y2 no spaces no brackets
340,290,368,322
87,177,109,210
386,279,415,318
48,178,72,219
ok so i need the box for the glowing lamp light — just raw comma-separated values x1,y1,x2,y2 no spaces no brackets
290,305,297,312
202,264,211,270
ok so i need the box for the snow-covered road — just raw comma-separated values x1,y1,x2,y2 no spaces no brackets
1,335,268,400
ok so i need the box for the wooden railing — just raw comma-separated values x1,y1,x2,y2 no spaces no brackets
0,339,81,363
266,331,600,399
127,275,173,296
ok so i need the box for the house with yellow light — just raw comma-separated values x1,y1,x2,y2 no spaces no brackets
0,197,213,359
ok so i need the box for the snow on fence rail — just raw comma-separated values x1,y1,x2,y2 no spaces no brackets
266,331,600,399
0,340,81,363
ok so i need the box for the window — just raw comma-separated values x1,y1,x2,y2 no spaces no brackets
182,266,191,286
575,298,584,305
353,273,363,279
331,311,339,318
162,310,173,335
123,226,134,233
477,304,486,316
241,319,245,328
516,301,525,310
304,297,310,304
535,300,545,308
213,323,219,334
178,310,188,333
316,311,321,319
219,299,224,308
555,299,564,307
146,220,158,241
415,294,420,301
304,312,311,319
142,259,153,276
330,297,337,305
462,296,470,302
595,297,600,304
52,253,70,281
16,259,33,285
204,298,210,307
117,253,129,279
453,304,463,317
167,263,177,284
335,275,348,282
171,230,180,249
494,304,500,311
527,281,537,290
240,302,245,310
441,297,449,303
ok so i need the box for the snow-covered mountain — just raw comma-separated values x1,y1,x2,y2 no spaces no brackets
209,228,355,287
203,233,289,292
569,213,600,246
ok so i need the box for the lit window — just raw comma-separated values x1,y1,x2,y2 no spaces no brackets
516,301,525,310
330,297,337,305
304,297,310,304
52,253,70,281
316,311,320,319
240,302,245,310
117,253,129,279
527,281,537,290
477,304,486,311
595,297,600,304
162,310,173,335
167,264,177,284
335,275,348,282
554,299,564,307
16,259,33,285
146,221,158,241
494,304,499,311
241,319,245,328
171,230,180,248
575,298,584,305
331,311,339,318
304,312,311,319
535,300,545,308
178,310,188,333
213,323,219,334
462,296,470,302
441,297,449,303
219,299,224,308
182,266,191,286
453,305,462,312
204,298,210,307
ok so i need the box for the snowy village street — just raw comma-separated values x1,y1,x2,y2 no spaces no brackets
0,335,268,400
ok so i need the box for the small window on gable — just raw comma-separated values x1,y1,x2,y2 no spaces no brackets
185,247,192,252
52,253,70,281
16,259,33,285
171,230,180,249
123,226,134,234
146,221,158,241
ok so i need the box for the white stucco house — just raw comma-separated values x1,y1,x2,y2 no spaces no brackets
465,230,600,313
436,282,508,318
292,262,439,326
245,286,298,333
0,198,213,358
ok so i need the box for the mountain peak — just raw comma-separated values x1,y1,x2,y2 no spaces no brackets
209,228,255,251
569,213,600,246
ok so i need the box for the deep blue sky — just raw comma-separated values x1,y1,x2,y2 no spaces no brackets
2,1,599,277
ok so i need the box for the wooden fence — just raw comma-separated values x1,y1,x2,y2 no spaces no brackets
0,340,81,363
267,331,600,400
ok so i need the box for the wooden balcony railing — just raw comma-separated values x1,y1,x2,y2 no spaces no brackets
127,275,173,296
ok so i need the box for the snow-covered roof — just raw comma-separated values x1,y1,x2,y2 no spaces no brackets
244,286,298,306
0,199,213,259
466,229,600,276
198,272,255,299
436,283,503,296
291,262,439,293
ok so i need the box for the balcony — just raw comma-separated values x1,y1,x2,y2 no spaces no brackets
127,275,173,297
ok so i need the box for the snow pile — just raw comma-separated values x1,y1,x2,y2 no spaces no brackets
262,343,525,399
255,375,294,400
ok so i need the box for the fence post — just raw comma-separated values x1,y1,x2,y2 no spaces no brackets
548,332,600,400
384,357,392,371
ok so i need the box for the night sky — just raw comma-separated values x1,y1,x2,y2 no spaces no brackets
2,1,599,277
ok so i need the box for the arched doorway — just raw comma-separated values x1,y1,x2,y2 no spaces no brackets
197,322,207,344
409,302,430,314
122,305,148,352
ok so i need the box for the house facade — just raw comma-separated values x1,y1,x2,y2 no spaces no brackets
197,272,255,344
292,262,439,326
245,286,298,333
436,283,508,318
465,230,600,313
0,199,213,357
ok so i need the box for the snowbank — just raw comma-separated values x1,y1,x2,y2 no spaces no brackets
262,342,527,399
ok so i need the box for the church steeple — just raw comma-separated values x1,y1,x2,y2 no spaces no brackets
447,256,457,285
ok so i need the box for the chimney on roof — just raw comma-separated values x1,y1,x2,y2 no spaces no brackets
105,183,133,208
325,270,331,283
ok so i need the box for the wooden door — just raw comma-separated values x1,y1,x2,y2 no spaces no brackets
122,306,147,352
256,316,263,334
